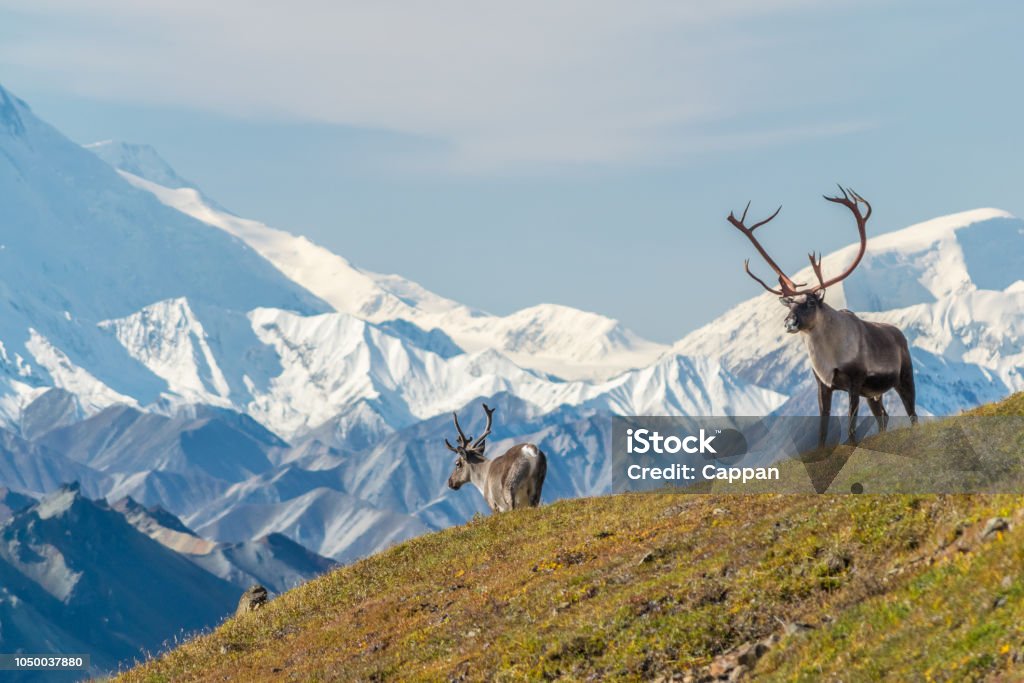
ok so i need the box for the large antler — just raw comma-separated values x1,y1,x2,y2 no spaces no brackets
726,185,871,297
809,185,871,291
726,202,803,296
444,403,496,454
469,403,495,451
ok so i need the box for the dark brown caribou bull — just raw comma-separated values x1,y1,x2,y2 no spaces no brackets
726,186,917,446
445,403,547,512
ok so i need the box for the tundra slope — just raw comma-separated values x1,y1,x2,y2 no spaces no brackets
117,395,1024,682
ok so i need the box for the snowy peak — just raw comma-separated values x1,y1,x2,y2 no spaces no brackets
113,170,430,324
872,208,1011,246
0,82,328,325
84,140,196,190
492,304,646,356
99,154,667,381
99,297,232,405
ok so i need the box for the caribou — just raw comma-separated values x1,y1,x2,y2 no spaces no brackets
726,186,917,446
444,403,547,512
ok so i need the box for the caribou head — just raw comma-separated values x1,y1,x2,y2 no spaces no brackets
781,291,826,334
444,403,495,491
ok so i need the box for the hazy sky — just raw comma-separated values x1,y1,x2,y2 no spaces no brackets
1,1,1021,342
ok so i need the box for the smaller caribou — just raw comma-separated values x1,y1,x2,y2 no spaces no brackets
445,403,547,512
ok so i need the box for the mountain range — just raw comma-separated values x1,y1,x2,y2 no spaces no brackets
0,82,1022,674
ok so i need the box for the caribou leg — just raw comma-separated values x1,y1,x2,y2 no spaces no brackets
896,364,918,426
816,378,833,449
867,396,888,435
846,386,862,444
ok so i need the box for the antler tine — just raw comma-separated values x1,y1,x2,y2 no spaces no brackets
470,403,496,450
444,438,459,453
727,200,751,226
824,184,870,212
748,205,783,231
848,188,872,221
808,251,826,289
823,184,845,205
743,259,785,296
451,411,470,447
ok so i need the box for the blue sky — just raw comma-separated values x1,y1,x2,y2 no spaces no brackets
1,0,1021,342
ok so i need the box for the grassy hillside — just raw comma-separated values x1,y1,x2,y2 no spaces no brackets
118,394,1024,682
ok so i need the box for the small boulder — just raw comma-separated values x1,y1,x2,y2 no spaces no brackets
236,584,269,616
982,517,1010,541
824,551,852,575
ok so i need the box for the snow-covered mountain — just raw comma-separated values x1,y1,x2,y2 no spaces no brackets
0,84,328,428
118,170,666,381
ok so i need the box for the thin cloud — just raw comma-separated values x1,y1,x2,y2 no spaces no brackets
0,0,869,168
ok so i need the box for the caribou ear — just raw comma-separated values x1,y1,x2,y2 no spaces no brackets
779,296,794,306
814,289,826,301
